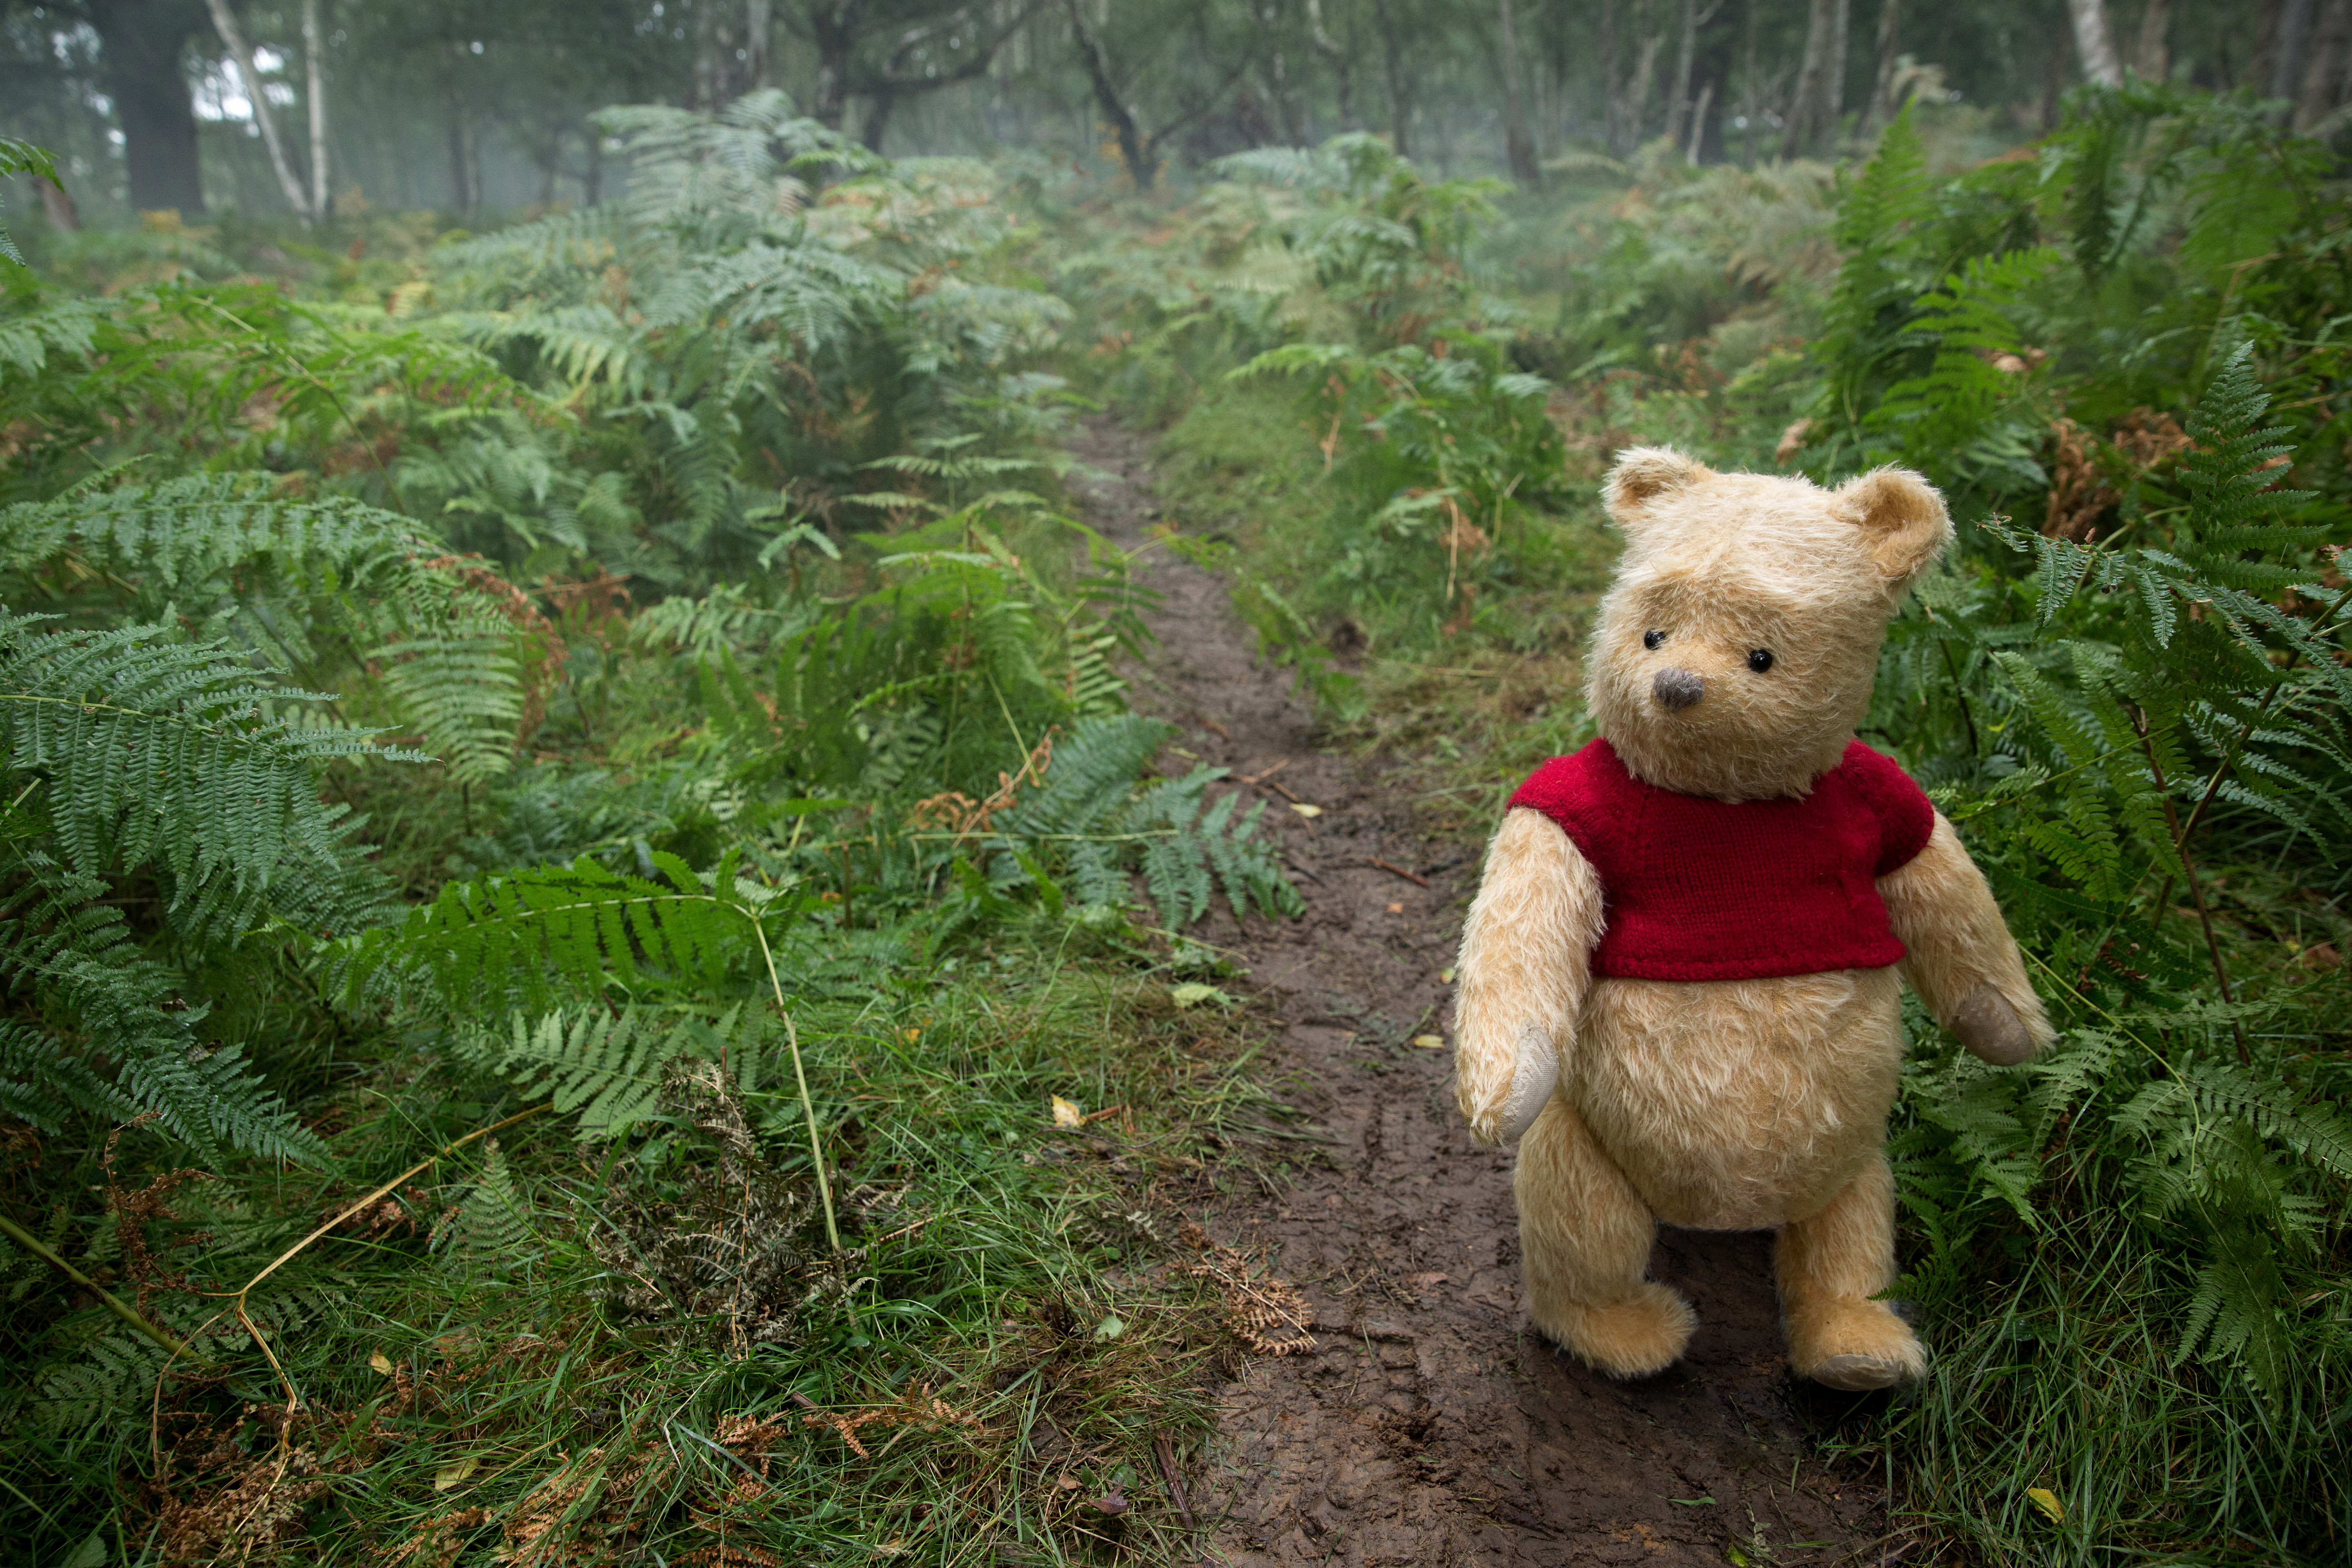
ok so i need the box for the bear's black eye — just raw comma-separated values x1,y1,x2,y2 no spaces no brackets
1747,648,1775,673
1642,629,1666,651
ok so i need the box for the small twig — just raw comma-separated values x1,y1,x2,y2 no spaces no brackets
0,1207,207,1363
1367,857,1429,888
2134,708,2250,1065
1256,777,1304,804
1154,1432,1195,1530
1237,759,1290,785
1081,1103,1127,1124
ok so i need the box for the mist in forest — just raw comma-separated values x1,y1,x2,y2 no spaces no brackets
5,0,2350,226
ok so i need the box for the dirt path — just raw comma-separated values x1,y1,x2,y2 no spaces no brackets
1068,419,1893,1568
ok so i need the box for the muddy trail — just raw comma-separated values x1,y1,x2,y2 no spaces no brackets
1068,419,1896,1567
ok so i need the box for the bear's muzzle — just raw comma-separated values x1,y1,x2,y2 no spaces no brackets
1652,668,1704,710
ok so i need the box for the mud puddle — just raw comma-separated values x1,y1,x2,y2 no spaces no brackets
1068,417,1896,1567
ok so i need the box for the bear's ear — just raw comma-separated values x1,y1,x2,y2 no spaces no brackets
1835,466,1953,586
1603,447,1712,532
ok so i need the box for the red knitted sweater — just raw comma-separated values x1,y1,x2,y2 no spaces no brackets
1507,738,1937,982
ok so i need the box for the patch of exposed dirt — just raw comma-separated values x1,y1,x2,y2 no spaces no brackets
1069,418,1895,1567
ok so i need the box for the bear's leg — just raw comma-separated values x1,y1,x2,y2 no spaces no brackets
1775,1152,1926,1390
1516,1095,1694,1377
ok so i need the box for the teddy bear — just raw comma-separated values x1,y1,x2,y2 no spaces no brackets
1450,446,2052,1391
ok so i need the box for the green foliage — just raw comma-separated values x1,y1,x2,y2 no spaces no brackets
0,612,419,1162
992,714,1304,929
0,138,56,268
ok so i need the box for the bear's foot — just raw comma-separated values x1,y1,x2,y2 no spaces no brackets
1785,1298,1925,1391
1534,1281,1696,1379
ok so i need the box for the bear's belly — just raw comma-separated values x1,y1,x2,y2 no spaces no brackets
1567,967,1904,1231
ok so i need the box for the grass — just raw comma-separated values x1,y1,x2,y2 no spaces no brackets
1,951,1294,1564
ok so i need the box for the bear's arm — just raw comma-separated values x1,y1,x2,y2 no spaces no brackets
1452,806,1604,1146
1879,812,2055,1066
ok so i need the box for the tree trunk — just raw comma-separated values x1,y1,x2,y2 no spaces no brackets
443,47,476,218
1663,0,1696,151
1783,0,1835,154
2068,0,2122,87
1065,0,1155,188
1740,0,1759,167
304,0,330,219
1864,0,1900,129
2297,0,2351,126
860,89,901,152
1684,78,1712,162
205,0,314,221
1373,0,1411,156
747,0,775,88
1600,0,1622,151
2132,0,2169,81
811,2,858,128
1498,0,1539,185
90,0,209,216
2272,0,2315,102
1305,0,1354,128
1826,0,1848,127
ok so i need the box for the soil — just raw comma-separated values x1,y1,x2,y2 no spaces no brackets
1069,418,1898,1568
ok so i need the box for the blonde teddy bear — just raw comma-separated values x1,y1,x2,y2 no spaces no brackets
1452,448,2052,1391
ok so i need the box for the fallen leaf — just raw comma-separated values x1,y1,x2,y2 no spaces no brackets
1439,967,1456,983
2026,1486,2064,1524
368,1350,394,1376
1169,982,1231,1009
1093,1488,1130,1516
1051,1095,1084,1127
1094,1314,1126,1341
902,1027,921,1042
433,1454,481,1492
1289,802,1323,818
1405,1271,1449,1292
1412,1034,1446,1049
1386,902,1403,913
1058,1475,1080,1490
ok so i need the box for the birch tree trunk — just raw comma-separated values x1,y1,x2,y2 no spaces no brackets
303,0,329,220
206,0,315,222
1498,0,1540,185
2068,0,2122,87
1684,78,1711,162
1305,0,1354,128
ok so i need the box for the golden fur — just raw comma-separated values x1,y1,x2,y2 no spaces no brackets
1454,449,2049,1390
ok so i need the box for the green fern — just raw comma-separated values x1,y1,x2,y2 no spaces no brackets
433,1139,538,1278
0,613,415,1163
338,847,777,1014
991,714,1303,928
455,1005,756,1142
32,1331,169,1435
0,138,53,268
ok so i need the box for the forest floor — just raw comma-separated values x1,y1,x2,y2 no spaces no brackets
1070,416,1900,1568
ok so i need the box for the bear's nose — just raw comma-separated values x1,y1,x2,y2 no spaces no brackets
1652,668,1704,710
